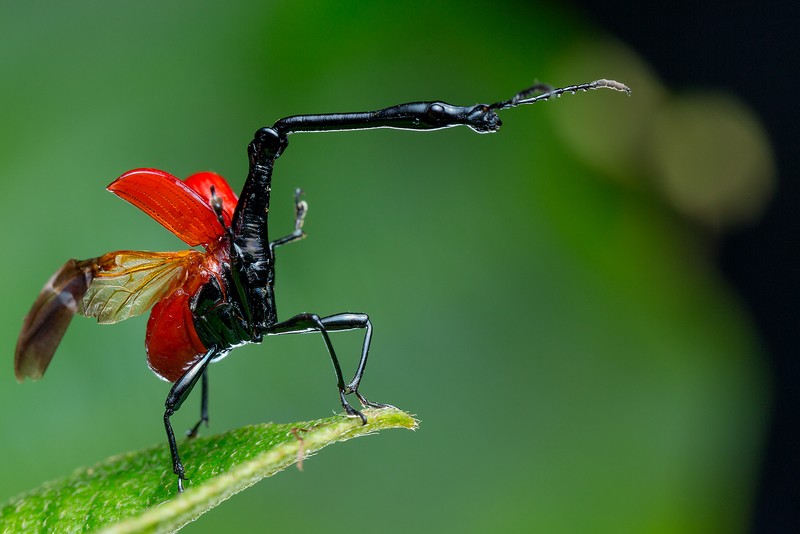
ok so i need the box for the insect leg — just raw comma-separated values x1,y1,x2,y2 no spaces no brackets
266,313,367,424
164,348,216,492
270,188,307,249
317,313,391,410
186,369,209,439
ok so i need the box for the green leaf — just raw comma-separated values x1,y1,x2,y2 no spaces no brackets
1,407,417,533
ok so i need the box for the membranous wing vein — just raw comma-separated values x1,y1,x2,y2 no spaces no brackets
82,250,203,324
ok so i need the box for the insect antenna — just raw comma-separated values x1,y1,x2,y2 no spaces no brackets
489,78,631,111
209,185,235,241
293,188,307,233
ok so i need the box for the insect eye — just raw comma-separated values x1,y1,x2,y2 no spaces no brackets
427,103,446,120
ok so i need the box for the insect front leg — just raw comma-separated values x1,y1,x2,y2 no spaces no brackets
317,313,391,410
164,348,216,492
267,312,387,423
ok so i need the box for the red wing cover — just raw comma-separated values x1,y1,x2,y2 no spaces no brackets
108,168,225,247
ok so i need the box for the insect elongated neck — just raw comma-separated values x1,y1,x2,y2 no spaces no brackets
232,160,273,260
229,130,285,329
232,128,286,259
272,102,499,135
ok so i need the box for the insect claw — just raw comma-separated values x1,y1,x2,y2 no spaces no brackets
350,408,368,425
340,389,368,424
174,466,189,493
355,390,393,410
345,403,368,424
186,421,202,439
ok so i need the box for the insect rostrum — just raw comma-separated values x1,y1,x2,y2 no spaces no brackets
15,78,629,492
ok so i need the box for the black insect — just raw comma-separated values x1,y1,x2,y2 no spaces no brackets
15,78,630,491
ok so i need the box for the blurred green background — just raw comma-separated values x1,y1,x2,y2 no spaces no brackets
0,1,775,532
